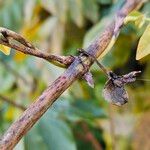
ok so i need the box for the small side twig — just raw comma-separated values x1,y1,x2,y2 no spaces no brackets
0,27,74,68
0,94,26,111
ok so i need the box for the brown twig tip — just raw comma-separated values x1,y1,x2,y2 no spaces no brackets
0,27,74,68
0,0,144,149
0,27,35,48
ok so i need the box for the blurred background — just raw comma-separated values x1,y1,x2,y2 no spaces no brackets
0,0,150,150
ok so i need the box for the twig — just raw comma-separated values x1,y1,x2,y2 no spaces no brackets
0,27,74,68
108,104,116,150
0,0,143,149
0,94,26,111
81,123,102,150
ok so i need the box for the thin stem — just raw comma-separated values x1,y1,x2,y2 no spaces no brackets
0,58,29,85
94,59,110,77
0,27,74,68
81,122,102,150
108,104,116,150
137,79,150,82
0,94,26,111
78,48,109,76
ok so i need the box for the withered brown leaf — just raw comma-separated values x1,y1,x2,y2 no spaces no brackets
102,71,141,106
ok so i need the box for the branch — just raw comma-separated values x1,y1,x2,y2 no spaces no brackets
0,0,143,149
81,122,102,150
108,104,116,150
0,28,74,68
0,94,26,111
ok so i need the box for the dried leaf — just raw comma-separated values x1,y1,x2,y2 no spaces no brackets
83,71,94,88
102,71,141,106
103,79,128,106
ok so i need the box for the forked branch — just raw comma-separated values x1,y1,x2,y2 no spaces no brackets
0,28,74,68
0,0,144,149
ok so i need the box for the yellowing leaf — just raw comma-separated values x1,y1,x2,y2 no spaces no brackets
4,107,14,121
124,11,145,28
136,24,150,60
21,22,42,42
14,51,27,62
21,4,43,42
135,16,145,28
124,11,142,23
0,44,11,55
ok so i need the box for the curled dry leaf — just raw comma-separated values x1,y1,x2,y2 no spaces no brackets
83,71,94,88
102,71,141,106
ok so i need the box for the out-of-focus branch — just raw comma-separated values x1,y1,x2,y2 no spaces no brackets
81,123,102,150
0,58,29,85
108,104,116,150
0,0,144,149
0,27,74,68
0,94,26,111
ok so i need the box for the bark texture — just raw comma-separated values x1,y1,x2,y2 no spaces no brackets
0,0,143,149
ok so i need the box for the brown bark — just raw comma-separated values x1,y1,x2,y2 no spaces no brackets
0,0,143,149
0,27,74,68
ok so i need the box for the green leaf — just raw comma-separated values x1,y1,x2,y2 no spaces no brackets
142,1,150,18
68,0,84,27
24,124,47,150
82,0,99,23
38,17,57,39
38,117,76,150
64,100,106,122
83,0,124,49
73,100,106,118
41,0,56,15
0,0,23,30
83,16,111,48
96,0,112,5
136,24,150,60
24,109,77,150
11,2,22,24
101,34,133,68
41,0,68,23
0,64,15,92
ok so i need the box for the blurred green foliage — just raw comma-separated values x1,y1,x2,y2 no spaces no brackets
0,0,150,150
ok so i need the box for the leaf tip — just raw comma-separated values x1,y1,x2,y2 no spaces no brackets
0,45,11,55
83,71,94,88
